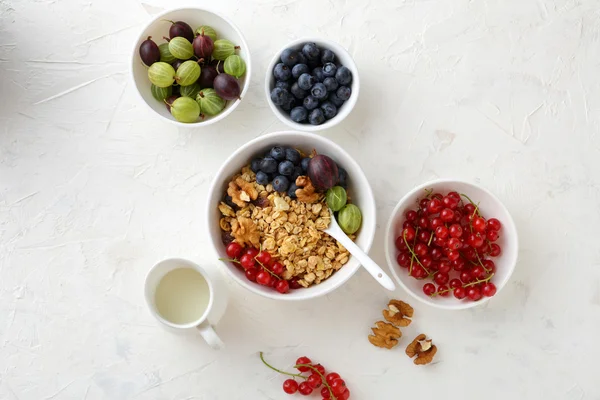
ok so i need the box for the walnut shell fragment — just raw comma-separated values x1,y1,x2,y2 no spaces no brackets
382,299,414,327
406,334,437,365
368,321,402,349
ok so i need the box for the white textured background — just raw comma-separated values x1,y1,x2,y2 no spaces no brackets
1,0,599,399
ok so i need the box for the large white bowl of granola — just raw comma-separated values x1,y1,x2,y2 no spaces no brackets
207,131,376,300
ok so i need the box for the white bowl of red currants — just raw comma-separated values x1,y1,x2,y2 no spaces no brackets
265,38,359,132
385,179,518,310
130,7,251,127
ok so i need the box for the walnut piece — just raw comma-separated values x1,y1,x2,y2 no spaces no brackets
295,176,319,203
230,216,260,247
227,177,258,207
368,321,402,349
382,299,414,327
406,334,437,365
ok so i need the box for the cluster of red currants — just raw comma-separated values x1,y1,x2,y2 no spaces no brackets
260,352,350,399
225,242,300,294
395,191,503,301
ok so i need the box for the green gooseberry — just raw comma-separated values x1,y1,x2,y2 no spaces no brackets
150,84,172,101
326,186,347,212
212,39,237,60
223,55,246,78
170,96,200,123
159,43,175,63
147,62,175,88
337,204,362,235
196,88,226,116
195,25,217,42
175,60,201,86
180,82,201,98
168,36,194,60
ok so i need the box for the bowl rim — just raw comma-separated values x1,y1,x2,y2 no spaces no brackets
264,37,360,132
130,6,251,128
205,130,376,300
384,178,519,310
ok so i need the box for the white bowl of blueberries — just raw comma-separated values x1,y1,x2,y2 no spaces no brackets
265,38,359,131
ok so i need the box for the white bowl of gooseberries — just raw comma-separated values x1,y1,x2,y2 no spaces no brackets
385,179,518,310
130,7,251,127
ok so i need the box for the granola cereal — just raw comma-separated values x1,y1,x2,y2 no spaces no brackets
218,162,356,288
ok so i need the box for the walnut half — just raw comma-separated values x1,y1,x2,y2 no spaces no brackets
406,334,437,365
295,176,320,203
368,321,402,349
382,299,413,327
227,177,258,207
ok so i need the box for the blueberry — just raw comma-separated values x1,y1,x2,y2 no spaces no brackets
260,157,278,173
270,146,286,161
292,166,303,180
285,148,301,164
337,166,348,188
335,66,352,85
312,67,325,82
336,86,351,101
321,49,335,64
275,80,291,90
310,82,328,100
290,106,308,123
280,48,300,67
323,77,339,92
302,42,320,60
307,59,321,70
292,63,309,79
273,63,292,81
296,52,307,65
290,82,308,99
303,95,319,110
281,97,296,111
322,62,337,77
301,157,311,171
297,73,315,90
270,87,291,106
278,160,294,176
251,158,262,172
308,108,325,125
287,183,299,199
328,92,345,107
224,195,237,209
272,175,290,192
256,171,269,185
320,101,337,119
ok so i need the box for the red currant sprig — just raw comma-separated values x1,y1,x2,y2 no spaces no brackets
259,352,350,399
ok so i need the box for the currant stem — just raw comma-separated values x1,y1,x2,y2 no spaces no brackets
259,352,306,379
463,273,495,288
403,230,430,276
460,193,482,217
218,257,239,264
427,231,434,246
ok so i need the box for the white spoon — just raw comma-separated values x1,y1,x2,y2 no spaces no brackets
324,209,396,291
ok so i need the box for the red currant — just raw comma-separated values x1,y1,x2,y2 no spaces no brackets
449,224,463,238
402,226,416,241
240,254,256,270
283,379,299,394
460,270,472,283
438,260,451,273
244,247,259,258
454,287,466,299
403,221,414,230
411,265,427,279
483,259,496,273
443,195,459,209
428,198,443,213
440,208,455,222
271,262,284,275
275,280,290,294
453,210,463,223
331,379,346,396
482,282,497,297
270,276,279,288
256,251,271,265
256,271,271,286
472,217,486,233
486,229,499,241
321,386,331,399
418,230,430,243
245,267,258,282
447,250,460,261
449,278,462,289
463,247,477,261
467,286,482,301
395,236,408,251
430,217,443,230
298,381,313,395
397,252,411,268
325,373,340,386
340,389,351,400
430,247,443,260
487,218,502,231
405,210,417,222
420,255,433,268
451,257,466,271
289,279,302,289
435,225,449,239
471,266,485,279
467,233,484,248
226,242,243,259
433,271,449,285
419,198,429,210
489,243,502,257
432,236,447,248
414,243,428,257
417,216,429,229
314,364,326,375
437,285,450,297
447,237,461,250
423,283,436,296
296,357,312,372
307,373,322,388
464,203,476,217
